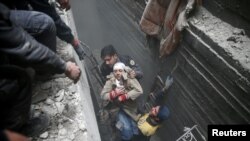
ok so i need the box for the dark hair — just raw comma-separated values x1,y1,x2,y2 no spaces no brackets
101,45,117,59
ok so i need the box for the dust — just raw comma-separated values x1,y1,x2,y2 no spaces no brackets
190,7,250,71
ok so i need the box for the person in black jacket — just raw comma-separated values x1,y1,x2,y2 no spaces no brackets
0,3,81,140
27,0,86,60
100,45,143,80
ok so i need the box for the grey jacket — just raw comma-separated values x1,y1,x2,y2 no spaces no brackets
101,72,143,121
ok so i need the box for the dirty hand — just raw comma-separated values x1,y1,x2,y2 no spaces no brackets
65,61,81,83
115,88,126,95
129,70,136,78
4,130,30,141
75,46,85,60
57,0,71,10
118,94,128,102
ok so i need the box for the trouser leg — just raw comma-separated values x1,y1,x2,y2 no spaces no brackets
116,110,138,141
9,10,57,52
0,65,33,131
29,0,74,43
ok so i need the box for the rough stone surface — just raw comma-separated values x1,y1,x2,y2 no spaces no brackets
30,10,89,141
190,8,250,72
39,132,49,139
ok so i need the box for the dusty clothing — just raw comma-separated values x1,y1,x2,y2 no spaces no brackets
100,55,143,80
101,73,143,121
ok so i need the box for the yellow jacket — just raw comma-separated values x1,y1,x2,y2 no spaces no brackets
137,113,160,136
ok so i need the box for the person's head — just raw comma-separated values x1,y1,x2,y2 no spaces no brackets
101,45,118,67
149,105,170,122
113,62,125,80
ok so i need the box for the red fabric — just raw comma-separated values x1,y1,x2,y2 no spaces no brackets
118,94,128,102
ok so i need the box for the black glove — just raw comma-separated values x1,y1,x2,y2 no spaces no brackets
75,46,85,60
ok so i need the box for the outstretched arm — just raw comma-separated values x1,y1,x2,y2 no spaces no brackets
152,75,173,101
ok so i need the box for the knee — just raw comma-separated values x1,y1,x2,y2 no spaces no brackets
42,14,56,34
121,127,134,140
117,114,134,140
33,11,56,34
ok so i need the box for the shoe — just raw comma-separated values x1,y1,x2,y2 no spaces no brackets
20,113,50,137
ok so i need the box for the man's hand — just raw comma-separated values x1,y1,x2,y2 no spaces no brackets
162,75,173,92
128,70,136,78
118,94,128,102
109,88,125,100
72,38,85,60
4,130,30,141
65,61,81,83
75,46,85,60
57,0,70,10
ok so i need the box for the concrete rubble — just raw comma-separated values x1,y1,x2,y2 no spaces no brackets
30,39,88,141
29,8,100,141
190,7,250,72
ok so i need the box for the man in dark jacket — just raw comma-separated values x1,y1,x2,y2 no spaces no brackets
100,45,143,80
0,2,81,140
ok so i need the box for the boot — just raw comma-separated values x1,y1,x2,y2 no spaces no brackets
20,113,50,137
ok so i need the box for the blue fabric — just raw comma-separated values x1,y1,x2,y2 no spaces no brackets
157,105,170,122
9,10,56,52
116,110,139,140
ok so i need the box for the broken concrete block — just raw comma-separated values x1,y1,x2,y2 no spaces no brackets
45,98,54,105
40,131,49,139
55,89,65,102
55,102,65,114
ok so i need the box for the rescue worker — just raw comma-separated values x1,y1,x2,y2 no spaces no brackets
0,2,81,140
100,45,143,80
100,62,143,141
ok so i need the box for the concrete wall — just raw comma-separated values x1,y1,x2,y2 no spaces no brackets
67,10,101,141
115,0,250,140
